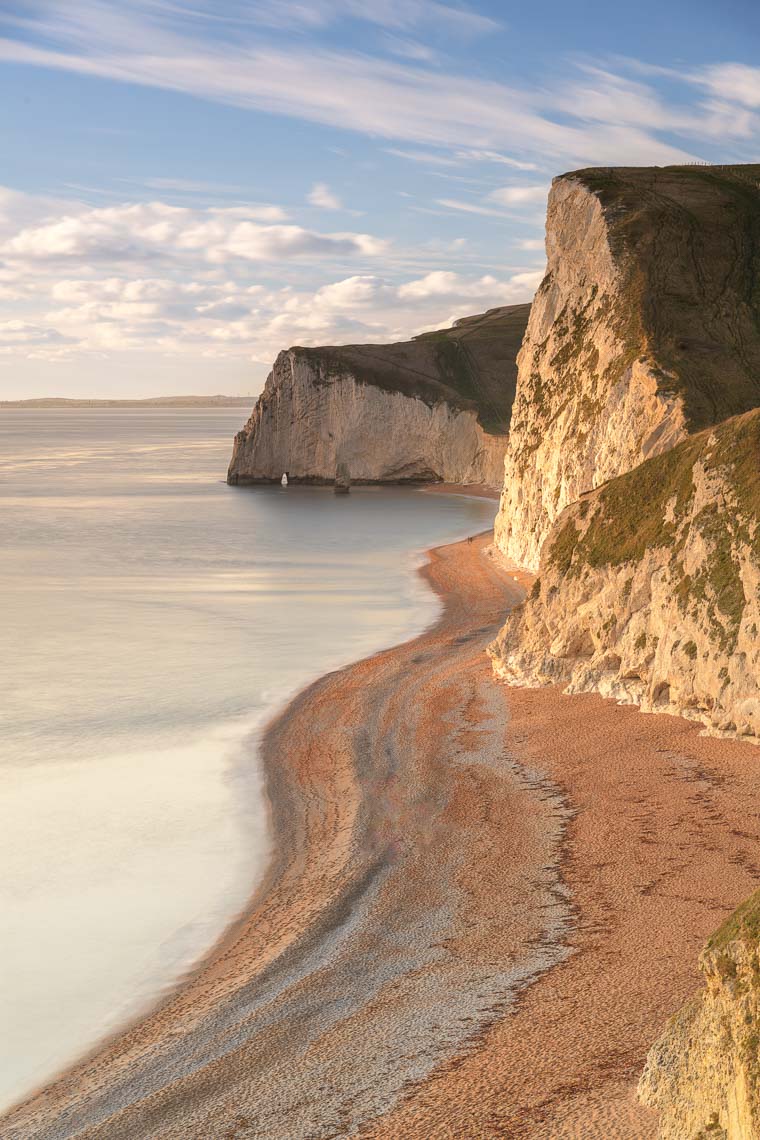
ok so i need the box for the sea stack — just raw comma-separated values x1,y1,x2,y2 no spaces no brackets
227,304,530,489
334,461,351,494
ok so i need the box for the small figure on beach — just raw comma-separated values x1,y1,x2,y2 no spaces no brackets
281,472,288,486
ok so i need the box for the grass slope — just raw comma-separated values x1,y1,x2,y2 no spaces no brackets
547,407,760,651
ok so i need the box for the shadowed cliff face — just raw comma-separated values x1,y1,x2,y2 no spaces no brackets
490,408,760,743
640,890,760,1140
227,304,530,488
495,164,760,571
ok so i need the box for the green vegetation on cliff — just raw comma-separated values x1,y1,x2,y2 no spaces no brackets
708,888,760,955
546,408,760,650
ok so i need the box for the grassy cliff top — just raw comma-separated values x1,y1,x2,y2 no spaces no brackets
291,303,530,435
558,164,760,431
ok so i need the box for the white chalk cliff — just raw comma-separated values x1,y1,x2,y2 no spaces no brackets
490,409,760,743
491,165,760,740
228,305,530,488
228,350,507,486
495,165,760,571
486,164,760,1139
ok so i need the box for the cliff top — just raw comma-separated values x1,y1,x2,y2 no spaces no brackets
557,163,760,431
290,303,530,434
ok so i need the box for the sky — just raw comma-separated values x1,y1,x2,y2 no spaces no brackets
1,1,759,398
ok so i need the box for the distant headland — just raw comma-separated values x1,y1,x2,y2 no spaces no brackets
1,395,254,408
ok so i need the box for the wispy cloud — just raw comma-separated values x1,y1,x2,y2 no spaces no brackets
202,0,501,36
136,177,252,195
436,183,549,217
4,4,760,394
699,63,760,108
0,4,719,169
436,198,513,217
457,150,539,170
385,148,462,167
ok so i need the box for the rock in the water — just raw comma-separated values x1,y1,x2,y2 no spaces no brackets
334,462,351,494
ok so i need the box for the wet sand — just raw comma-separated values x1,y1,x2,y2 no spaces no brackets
4,534,760,1138
423,482,501,500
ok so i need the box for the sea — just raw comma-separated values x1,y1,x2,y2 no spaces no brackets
0,407,497,1111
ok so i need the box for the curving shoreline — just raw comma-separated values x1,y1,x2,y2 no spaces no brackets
6,526,760,1139
2,531,568,1139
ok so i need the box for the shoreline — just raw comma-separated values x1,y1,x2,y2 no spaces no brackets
2,529,544,1139
422,481,501,500
5,530,760,1137
0,487,495,1121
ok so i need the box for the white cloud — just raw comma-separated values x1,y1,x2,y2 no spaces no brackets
0,183,540,372
308,182,343,210
2,200,384,265
488,184,549,206
309,275,388,308
397,268,541,300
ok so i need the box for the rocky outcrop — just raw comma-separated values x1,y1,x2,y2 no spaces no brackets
639,890,760,1139
489,409,760,742
495,164,760,571
227,304,530,487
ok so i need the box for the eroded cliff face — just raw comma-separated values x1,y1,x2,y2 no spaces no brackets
489,410,760,742
639,891,760,1140
228,304,529,488
495,165,760,571
228,350,507,486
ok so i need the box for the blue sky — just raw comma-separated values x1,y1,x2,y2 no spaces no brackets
1,0,759,398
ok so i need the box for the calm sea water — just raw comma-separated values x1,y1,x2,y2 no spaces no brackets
0,408,496,1111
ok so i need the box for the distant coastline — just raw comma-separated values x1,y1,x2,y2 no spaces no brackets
1,395,254,409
